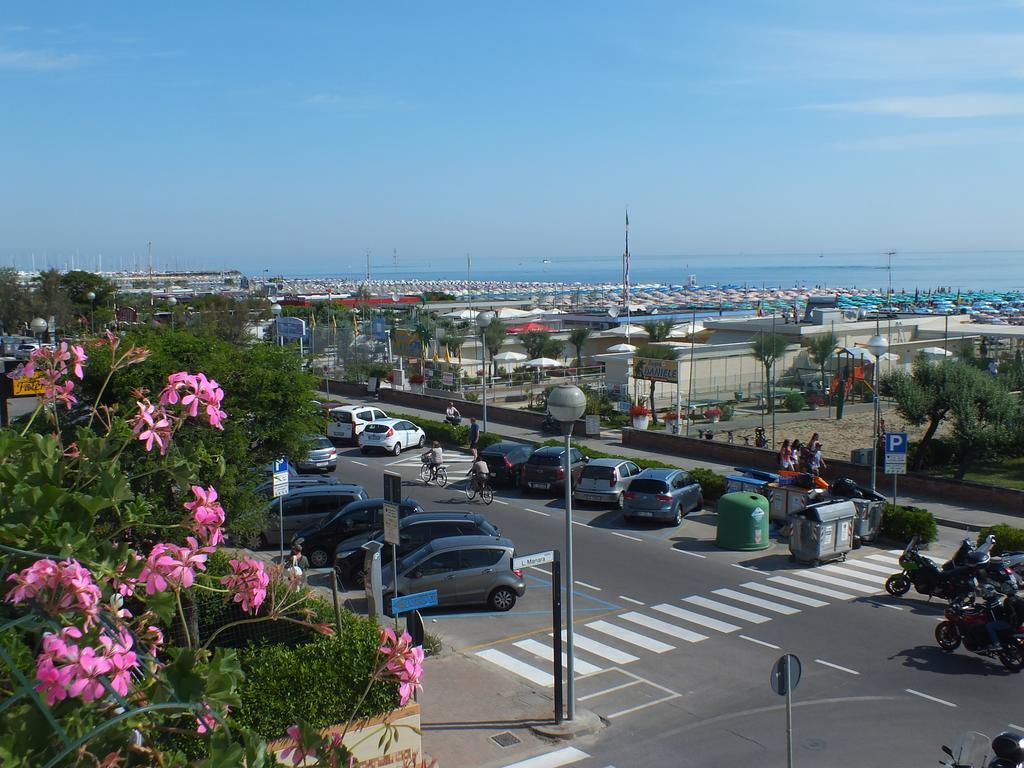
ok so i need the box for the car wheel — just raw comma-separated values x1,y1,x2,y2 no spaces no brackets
488,587,517,612
616,493,625,510
248,533,268,550
308,548,330,568
672,507,682,526
392,442,402,456
416,434,425,448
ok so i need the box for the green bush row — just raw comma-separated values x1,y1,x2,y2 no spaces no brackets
880,503,938,544
386,409,503,451
977,524,1024,555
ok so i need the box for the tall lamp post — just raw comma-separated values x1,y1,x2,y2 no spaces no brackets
86,291,96,333
167,296,177,331
547,384,586,721
271,303,282,346
476,310,495,433
867,334,889,492
30,317,47,343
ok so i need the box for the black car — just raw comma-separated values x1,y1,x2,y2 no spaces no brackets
333,512,501,588
291,497,425,568
480,441,534,488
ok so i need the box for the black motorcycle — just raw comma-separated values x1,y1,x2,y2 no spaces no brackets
885,537,979,602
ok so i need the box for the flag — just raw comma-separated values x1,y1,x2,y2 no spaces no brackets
352,314,358,335
955,289,961,305
310,313,316,331
756,302,763,317
444,345,451,364
331,314,337,332
432,344,439,364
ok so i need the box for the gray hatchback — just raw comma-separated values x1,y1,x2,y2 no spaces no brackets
622,468,703,525
381,535,525,612
573,458,642,508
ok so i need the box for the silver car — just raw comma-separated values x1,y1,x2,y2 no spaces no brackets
622,468,703,525
296,436,338,473
381,536,525,612
573,458,642,508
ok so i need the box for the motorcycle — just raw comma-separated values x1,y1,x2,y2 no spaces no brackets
934,598,1024,672
950,534,1024,581
885,537,979,602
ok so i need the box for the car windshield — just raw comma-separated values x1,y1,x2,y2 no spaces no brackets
314,437,333,449
629,479,669,494
530,453,562,466
364,424,390,433
581,465,614,479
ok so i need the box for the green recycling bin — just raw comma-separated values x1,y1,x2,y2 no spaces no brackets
715,492,770,551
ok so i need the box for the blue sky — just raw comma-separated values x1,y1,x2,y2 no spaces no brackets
2,1,1023,277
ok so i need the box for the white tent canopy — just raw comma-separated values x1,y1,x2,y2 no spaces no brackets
492,351,528,362
606,343,638,353
605,324,650,337
525,357,562,368
919,346,954,357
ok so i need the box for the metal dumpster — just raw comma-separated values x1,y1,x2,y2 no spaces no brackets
788,500,856,565
852,498,884,544
725,475,771,499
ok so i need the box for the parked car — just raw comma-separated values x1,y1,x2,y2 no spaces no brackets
255,473,335,499
622,468,703,525
520,446,587,493
250,483,367,550
381,536,524,612
14,342,41,360
334,512,501,587
573,458,642,508
295,435,338,473
358,418,427,456
292,497,425,568
480,441,534,488
327,405,389,442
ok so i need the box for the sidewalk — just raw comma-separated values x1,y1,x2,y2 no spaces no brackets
324,389,1024,533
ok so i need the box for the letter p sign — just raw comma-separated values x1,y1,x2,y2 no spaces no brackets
885,432,907,454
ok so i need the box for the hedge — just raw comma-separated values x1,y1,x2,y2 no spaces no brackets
234,609,397,740
385,410,503,451
880,503,938,544
978,524,1024,555
538,440,728,501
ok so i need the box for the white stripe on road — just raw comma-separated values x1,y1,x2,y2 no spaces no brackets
866,554,901,566
611,532,643,542
815,659,860,675
558,631,640,664
906,688,956,708
674,549,707,559
586,620,675,653
571,520,588,527
514,639,603,676
768,576,856,601
739,635,780,650
888,549,905,555
575,580,602,591
578,679,642,701
842,559,903,576
796,570,879,594
526,508,551,517
822,565,888,585
652,604,739,634
731,563,759,572
743,582,828,607
492,498,510,505
350,460,367,466
1009,723,1024,732
683,595,772,624
621,611,710,642
530,566,552,575
496,746,590,768
618,595,645,606
712,588,800,615
475,649,553,687
865,599,904,611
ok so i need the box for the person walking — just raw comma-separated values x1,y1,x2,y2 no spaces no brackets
286,544,310,583
468,417,480,452
778,439,793,470
810,442,827,477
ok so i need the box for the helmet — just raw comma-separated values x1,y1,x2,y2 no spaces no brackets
980,583,1000,601
829,477,860,498
992,732,1024,762
966,550,991,566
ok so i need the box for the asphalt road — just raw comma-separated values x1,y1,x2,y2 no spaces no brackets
273,444,1019,767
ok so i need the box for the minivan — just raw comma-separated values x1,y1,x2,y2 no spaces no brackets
252,483,367,550
327,405,389,441
291,497,425,568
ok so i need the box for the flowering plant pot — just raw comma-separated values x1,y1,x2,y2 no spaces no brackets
703,407,722,423
631,414,650,430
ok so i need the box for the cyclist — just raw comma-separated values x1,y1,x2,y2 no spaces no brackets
467,453,491,493
421,441,444,479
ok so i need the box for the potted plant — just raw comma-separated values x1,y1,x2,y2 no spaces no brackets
409,373,425,393
806,393,824,411
629,404,651,430
663,410,682,434
703,407,723,423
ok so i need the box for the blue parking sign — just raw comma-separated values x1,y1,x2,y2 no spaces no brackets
273,458,288,474
885,433,907,455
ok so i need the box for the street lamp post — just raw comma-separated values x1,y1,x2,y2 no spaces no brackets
86,291,96,333
30,317,47,343
476,311,495,434
547,384,586,721
168,296,177,331
866,334,889,492
271,303,282,346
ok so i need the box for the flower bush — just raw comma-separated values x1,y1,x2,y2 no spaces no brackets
628,404,650,417
703,407,722,421
0,336,423,766
408,373,425,385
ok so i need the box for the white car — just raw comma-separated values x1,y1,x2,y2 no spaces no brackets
327,405,388,441
358,418,427,456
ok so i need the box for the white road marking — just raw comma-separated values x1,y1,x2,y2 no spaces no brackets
887,549,905,555
842,559,902,576
653,603,741,633
905,688,956,707
866,554,901,566
865,599,904,611
743,582,828,607
514,639,603,675
712,588,800,615
768,576,856,601
795,570,879,594
683,595,771,624
621,611,710,642
350,460,367,466
575,580,602,591
558,631,640,664
1009,723,1024,732
618,595,645,606
739,635,780,650
815,659,860,675
612,532,643,542
822,565,888,585
492,498,510,505
496,746,590,768
674,549,707,559
476,649,553,687
526,508,551,517
571,520,588,527
586,620,675,653
578,679,642,701
530,566,552,575
731,563,759,572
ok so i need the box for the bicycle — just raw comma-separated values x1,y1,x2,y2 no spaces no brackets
465,476,494,505
419,461,448,487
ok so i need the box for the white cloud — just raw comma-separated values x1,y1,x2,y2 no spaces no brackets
0,46,90,71
805,92,1024,118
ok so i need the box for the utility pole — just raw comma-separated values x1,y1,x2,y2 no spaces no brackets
148,241,153,278
366,250,371,282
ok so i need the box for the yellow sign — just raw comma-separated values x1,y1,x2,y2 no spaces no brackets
12,374,47,397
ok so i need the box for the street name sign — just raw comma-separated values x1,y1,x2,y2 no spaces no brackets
512,550,556,570
272,458,289,498
391,589,438,615
884,432,908,476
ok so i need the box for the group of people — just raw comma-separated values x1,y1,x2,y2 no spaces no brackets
778,433,827,477
422,403,489,491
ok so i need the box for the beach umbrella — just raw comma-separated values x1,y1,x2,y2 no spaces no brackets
525,357,562,368
494,307,532,319
493,351,527,363
919,347,954,357
606,323,650,337
606,343,638,353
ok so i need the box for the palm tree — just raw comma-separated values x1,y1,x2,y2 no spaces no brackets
751,332,790,414
414,318,435,374
634,344,678,425
568,327,592,370
806,331,838,395
640,319,674,343
518,330,554,360
483,318,507,376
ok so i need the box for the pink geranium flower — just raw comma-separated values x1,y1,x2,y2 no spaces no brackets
5,558,102,628
280,725,318,766
130,399,172,454
220,558,269,614
185,485,226,546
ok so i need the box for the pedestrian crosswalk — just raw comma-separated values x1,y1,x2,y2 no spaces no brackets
476,552,905,693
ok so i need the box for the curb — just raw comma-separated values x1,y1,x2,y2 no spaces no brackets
529,708,605,741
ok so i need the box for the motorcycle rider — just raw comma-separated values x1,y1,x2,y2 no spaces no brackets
980,583,1016,651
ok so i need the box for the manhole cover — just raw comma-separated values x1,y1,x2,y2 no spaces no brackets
491,732,521,748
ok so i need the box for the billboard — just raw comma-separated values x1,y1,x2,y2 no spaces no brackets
633,357,679,383
392,329,423,358
276,316,306,341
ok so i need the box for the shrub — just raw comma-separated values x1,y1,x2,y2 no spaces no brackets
408,373,425,385
477,432,504,450
690,467,727,501
720,403,735,422
464,391,479,402
783,392,806,412
978,524,1024,555
880,503,938,544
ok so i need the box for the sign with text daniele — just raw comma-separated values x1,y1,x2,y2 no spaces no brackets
632,357,679,383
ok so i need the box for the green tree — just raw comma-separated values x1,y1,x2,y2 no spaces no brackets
30,268,73,332
568,327,592,370
517,330,563,360
634,344,678,425
483,318,507,376
59,270,117,309
751,332,790,414
0,266,30,334
806,331,839,394
414,318,436,373
948,367,1018,479
640,319,674,343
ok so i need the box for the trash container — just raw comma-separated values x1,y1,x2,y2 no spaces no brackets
716,492,770,551
788,500,856,565
725,475,771,499
852,498,884,544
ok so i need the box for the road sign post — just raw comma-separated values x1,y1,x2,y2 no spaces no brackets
272,458,289,562
390,589,438,615
383,471,402,627
513,550,561,723
770,654,802,768
884,432,908,512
